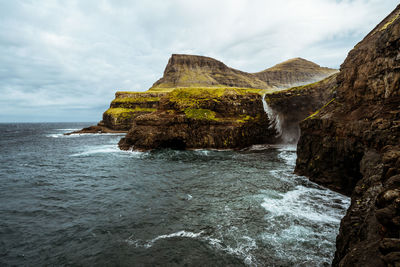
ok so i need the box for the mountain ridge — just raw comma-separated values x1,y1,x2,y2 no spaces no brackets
150,54,337,91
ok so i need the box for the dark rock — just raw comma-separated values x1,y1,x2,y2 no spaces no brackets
382,252,400,267
119,89,278,150
64,125,126,135
380,238,400,255
295,4,400,266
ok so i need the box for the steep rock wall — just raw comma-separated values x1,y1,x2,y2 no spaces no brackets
98,92,165,131
118,88,278,150
295,5,400,266
265,73,338,143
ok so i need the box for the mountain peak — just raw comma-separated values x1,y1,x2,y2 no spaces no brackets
150,54,337,91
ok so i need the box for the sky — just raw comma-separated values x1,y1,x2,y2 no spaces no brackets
0,0,398,122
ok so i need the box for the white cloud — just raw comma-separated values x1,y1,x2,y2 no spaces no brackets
0,0,398,121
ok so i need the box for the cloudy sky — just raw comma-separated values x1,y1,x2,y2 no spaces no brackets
0,0,398,122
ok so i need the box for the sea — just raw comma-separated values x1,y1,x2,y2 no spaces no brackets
0,123,349,266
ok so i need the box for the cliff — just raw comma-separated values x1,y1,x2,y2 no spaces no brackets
265,73,338,143
118,87,277,150
97,92,165,130
70,55,336,134
295,5,400,266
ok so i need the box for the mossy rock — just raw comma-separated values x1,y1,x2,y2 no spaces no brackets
105,107,157,118
184,108,219,121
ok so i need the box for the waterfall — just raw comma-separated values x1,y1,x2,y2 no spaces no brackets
262,94,283,138
262,94,301,144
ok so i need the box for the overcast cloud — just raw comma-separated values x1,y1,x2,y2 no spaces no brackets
0,0,398,122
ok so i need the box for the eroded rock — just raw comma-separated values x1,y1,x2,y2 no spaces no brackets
295,4,400,266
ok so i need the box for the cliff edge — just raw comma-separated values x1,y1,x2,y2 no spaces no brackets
295,5,400,266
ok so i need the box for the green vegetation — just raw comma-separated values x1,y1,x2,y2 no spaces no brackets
286,81,320,92
104,107,157,118
305,98,335,120
163,87,265,109
106,86,270,123
236,115,254,123
381,12,400,31
145,88,177,93
184,108,219,121
111,96,160,104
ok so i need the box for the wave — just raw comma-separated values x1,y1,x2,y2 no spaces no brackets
125,230,204,248
46,133,125,138
260,184,349,264
125,230,258,266
55,128,80,131
71,144,144,157
45,133,80,138
261,185,349,224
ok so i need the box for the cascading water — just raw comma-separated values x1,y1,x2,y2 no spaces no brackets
262,94,283,138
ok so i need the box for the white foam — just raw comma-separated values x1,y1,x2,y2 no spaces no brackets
277,150,297,167
46,133,80,138
71,145,144,157
194,150,210,156
46,132,125,138
55,128,80,131
67,133,125,136
125,230,205,248
124,230,258,265
147,230,204,248
261,185,348,224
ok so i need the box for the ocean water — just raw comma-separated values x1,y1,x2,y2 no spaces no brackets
0,123,349,266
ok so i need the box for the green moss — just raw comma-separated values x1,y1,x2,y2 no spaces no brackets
305,98,335,120
112,96,160,104
289,81,320,91
153,86,264,95
184,108,219,121
164,87,265,110
236,115,254,123
105,107,156,118
381,12,400,31
145,87,177,92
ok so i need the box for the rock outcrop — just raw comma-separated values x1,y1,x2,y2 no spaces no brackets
118,88,278,150
295,5,400,266
64,125,126,135
97,92,165,131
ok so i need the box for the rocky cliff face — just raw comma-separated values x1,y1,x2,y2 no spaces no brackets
118,88,278,150
265,73,338,143
295,5,400,266
150,54,336,91
109,55,337,148
71,55,336,135
97,92,165,131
